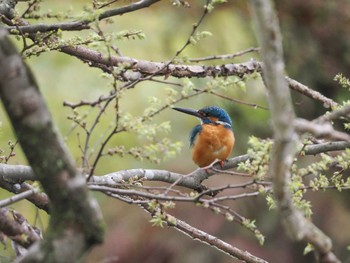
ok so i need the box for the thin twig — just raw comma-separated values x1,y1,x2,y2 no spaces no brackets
4,140,18,164
0,189,37,208
201,89,269,110
210,167,253,177
6,0,161,33
315,104,350,123
189,47,260,62
89,185,259,203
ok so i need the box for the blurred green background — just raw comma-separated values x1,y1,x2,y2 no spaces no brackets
1,0,350,262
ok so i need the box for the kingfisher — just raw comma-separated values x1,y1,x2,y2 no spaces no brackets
173,106,235,168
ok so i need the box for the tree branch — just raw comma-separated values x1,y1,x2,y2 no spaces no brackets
142,205,269,263
59,46,339,108
0,27,103,263
0,164,50,213
98,0,160,20
1,1,338,110
0,188,37,208
303,141,350,155
249,0,340,262
294,118,350,141
285,76,337,109
61,45,263,78
4,0,161,33
315,104,350,122
0,208,41,249
0,138,349,195
188,47,260,62
0,154,250,194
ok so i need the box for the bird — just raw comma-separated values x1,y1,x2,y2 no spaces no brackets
173,106,235,168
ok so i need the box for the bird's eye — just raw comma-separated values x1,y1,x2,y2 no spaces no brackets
199,111,208,117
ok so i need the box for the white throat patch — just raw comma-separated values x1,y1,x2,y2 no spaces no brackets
215,120,231,127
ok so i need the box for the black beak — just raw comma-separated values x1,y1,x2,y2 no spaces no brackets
172,107,201,118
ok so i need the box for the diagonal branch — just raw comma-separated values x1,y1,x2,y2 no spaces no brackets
0,27,103,263
98,0,161,20
315,104,350,122
4,0,161,33
0,178,50,213
142,205,269,263
285,76,337,108
0,188,37,208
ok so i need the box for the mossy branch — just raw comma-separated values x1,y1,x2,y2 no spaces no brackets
0,28,104,263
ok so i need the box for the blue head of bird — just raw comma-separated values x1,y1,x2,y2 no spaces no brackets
173,106,235,167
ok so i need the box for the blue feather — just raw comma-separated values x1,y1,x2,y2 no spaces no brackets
190,125,202,147
200,106,233,127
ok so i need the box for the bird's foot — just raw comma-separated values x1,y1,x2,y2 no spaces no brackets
201,159,225,173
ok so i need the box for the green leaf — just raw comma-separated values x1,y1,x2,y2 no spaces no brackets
303,243,314,255
334,73,350,90
150,216,165,228
254,230,265,245
225,212,234,222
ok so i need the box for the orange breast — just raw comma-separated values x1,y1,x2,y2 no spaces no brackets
192,124,235,167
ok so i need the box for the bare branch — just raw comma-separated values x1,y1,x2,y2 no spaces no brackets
303,141,350,155
0,188,37,208
285,76,337,109
189,47,260,62
294,118,350,141
315,104,350,122
61,45,263,79
0,164,34,182
98,0,161,20
6,21,90,33
171,220,265,263
142,205,269,263
0,163,50,214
